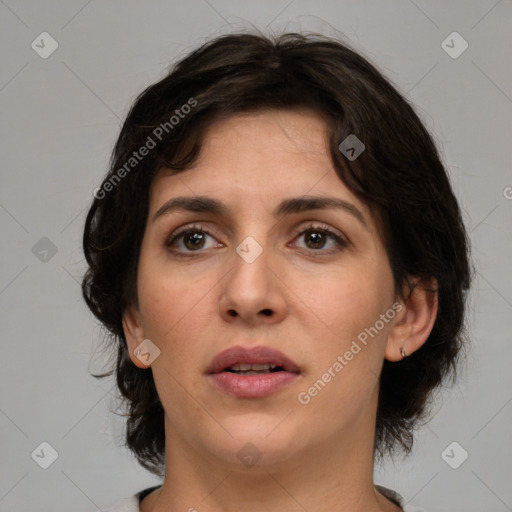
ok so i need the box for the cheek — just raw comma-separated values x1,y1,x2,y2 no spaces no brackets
298,273,391,423
314,260,394,342
135,261,223,435
298,257,395,412
136,257,209,352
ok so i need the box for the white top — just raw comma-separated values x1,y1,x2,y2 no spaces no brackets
106,485,427,511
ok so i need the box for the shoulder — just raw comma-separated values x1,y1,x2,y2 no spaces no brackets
106,485,162,512
376,485,428,512
106,494,139,512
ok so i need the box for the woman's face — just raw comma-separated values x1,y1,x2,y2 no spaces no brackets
124,109,402,469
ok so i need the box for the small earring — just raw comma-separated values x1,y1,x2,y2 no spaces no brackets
400,347,407,359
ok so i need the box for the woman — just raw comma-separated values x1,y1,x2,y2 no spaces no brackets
83,32,471,512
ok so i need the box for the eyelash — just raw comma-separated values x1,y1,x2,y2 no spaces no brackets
165,222,349,258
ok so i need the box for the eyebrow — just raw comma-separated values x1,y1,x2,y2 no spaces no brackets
152,194,368,229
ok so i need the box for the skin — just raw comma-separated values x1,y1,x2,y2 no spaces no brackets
123,109,438,512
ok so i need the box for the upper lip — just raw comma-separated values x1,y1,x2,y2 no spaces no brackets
206,345,301,374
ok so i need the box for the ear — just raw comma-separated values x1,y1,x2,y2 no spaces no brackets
385,277,438,362
122,304,149,369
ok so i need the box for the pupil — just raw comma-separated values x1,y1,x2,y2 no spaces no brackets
185,233,204,249
307,232,324,249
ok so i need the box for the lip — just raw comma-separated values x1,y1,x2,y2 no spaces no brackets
206,345,301,398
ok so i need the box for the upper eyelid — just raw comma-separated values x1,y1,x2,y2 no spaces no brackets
167,220,342,235
166,221,348,245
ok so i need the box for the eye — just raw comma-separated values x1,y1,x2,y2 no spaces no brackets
165,224,221,256
291,223,349,255
165,222,349,258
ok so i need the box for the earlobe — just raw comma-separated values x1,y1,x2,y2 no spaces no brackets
122,305,148,369
385,278,438,362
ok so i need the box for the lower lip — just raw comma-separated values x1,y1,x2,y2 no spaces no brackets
208,371,300,398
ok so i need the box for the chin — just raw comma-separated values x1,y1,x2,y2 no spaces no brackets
203,415,302,469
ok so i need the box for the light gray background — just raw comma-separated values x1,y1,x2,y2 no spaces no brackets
1,1,511,511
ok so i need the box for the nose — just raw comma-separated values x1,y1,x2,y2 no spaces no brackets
218,237,288,326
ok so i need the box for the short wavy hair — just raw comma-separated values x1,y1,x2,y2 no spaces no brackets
82,31,471,477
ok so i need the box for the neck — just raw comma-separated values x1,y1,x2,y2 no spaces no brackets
142,390,401,512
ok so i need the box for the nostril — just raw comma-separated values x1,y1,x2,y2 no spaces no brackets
261,309,272,316
228,310,237,317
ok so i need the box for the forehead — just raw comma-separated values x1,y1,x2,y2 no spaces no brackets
149,109,376,228
202,109,328,153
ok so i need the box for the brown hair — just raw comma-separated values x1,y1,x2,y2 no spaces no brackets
82,32,471,477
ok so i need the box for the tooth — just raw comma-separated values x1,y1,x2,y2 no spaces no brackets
227,363,277,372
251,363,271,371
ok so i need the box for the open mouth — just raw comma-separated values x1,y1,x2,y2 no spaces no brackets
207,345,301,398
224,363,285,375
